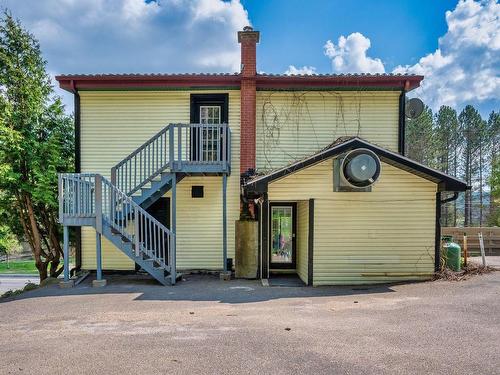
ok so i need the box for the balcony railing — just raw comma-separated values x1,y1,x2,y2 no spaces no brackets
112,123,231,196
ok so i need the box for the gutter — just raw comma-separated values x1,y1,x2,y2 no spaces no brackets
435,190,465,271
441,192,460,204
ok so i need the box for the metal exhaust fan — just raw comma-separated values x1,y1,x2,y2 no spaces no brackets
333,148,381,192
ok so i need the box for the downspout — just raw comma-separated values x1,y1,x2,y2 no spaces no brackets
73,82,82,273
435,191,460,272
398,80,409,155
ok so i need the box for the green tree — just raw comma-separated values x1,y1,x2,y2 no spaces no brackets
0,12,73,280
458,105,483,226
490,156,500,226
435,106,460,226
487,111,500,224
405,106,436,167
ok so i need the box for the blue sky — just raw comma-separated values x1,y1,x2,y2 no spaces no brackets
243,0,457,73
1,0,498,116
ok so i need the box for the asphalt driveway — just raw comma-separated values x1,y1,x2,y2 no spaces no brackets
1,271,499,375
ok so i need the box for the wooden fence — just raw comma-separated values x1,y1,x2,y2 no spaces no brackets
441,227,500,256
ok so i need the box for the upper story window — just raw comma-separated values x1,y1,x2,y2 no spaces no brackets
200,106,221,125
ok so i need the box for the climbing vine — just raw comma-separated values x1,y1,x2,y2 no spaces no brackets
259,90,365,171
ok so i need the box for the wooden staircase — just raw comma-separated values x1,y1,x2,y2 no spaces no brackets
59,123,231,285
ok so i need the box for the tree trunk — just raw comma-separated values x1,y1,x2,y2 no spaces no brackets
25,196,46,280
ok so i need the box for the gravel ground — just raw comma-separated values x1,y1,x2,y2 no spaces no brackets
1,271,499,375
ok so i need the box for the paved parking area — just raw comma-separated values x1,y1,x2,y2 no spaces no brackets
1,271,499,375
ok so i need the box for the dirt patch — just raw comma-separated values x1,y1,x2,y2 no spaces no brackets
434,262,497,281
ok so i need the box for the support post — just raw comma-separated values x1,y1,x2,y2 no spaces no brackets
59,224,74,288
63,226,70,282
170,173,177,285
96,232,102,280
222,173,228,271
94,174,103,234
92,231,106,287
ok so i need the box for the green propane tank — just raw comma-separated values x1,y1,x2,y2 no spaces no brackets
442,236,461,271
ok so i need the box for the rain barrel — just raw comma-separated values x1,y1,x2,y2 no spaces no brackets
442,236,461,271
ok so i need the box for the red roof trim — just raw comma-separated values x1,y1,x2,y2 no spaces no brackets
55,73,423,92
255,74,422,91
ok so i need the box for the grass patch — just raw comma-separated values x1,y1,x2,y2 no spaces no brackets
0,259,38,274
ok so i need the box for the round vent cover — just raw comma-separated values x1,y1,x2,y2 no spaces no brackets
341,149,381,188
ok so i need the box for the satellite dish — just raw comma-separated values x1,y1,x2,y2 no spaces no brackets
405,98,424,119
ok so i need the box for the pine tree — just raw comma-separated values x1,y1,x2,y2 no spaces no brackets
405,106,436,166
487,111,500,224
458,105,482,227
435,106,459,226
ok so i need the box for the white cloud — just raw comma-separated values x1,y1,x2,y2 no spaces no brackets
393,0,500,109
324,32,385,74
1,0,250,111
285,65,317,75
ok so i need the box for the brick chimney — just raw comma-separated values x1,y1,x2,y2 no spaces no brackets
238,26,260,174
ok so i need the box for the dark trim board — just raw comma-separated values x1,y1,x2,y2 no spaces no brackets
269,202,297,270
435,192,442,272
189,93,229,124
307,199,314,286
398,90,406,155
261,194,269,279
74,92,82,271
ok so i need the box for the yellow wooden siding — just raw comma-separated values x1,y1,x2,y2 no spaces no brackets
256,91,400,171
79,90,240,270
296,201,309,284
268,160,437,285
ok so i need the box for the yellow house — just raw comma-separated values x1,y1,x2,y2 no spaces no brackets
56,27,467,286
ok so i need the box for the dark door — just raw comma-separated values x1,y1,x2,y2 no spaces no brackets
190,94,228,162
269,202,297,269
146,197,170,229
137,197,170,269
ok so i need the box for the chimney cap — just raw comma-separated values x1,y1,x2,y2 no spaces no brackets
238,26,260,43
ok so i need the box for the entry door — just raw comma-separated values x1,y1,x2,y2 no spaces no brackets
269,203,297,269
190,94,228,162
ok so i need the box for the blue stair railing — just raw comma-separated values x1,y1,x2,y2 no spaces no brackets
59,173,175,285
59,123,231,285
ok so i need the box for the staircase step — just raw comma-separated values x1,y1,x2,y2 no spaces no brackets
120,235,131,243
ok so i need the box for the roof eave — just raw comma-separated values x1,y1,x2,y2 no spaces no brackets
55,74,423,93
255,74,423,91
55,74,242,92
244,138,467,194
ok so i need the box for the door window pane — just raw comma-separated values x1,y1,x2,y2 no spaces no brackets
199,106,221,161
271,206,293,264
